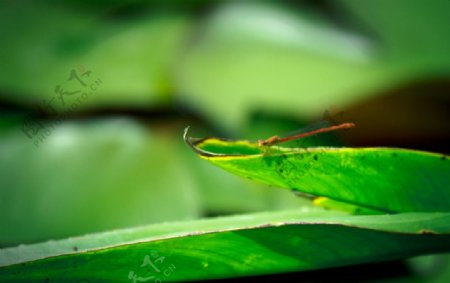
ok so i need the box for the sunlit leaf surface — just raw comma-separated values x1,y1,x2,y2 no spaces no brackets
184,130,450,213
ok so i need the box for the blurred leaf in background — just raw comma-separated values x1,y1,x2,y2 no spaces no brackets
0,118,202,245
0,1,193,110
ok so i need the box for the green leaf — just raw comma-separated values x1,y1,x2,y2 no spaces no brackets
0,3,192,110
1,209,450,282
176,2,399,130
184,130,450,213
340,0,450,70
0,118,202,246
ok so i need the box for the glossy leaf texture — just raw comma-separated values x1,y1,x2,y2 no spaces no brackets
184,131,450,213
1,209,450,282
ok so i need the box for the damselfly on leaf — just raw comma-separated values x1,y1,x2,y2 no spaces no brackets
184,126,450,213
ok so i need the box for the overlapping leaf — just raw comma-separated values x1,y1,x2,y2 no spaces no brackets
1,209,450,282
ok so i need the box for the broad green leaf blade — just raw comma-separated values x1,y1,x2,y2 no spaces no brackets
1,210,450,282
184,131,450,213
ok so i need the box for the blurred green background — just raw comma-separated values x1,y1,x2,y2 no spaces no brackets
1,0,450,280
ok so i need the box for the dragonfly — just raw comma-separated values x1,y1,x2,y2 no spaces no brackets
258,122,355,147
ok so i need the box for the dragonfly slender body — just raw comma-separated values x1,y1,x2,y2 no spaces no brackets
258,122,355,146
